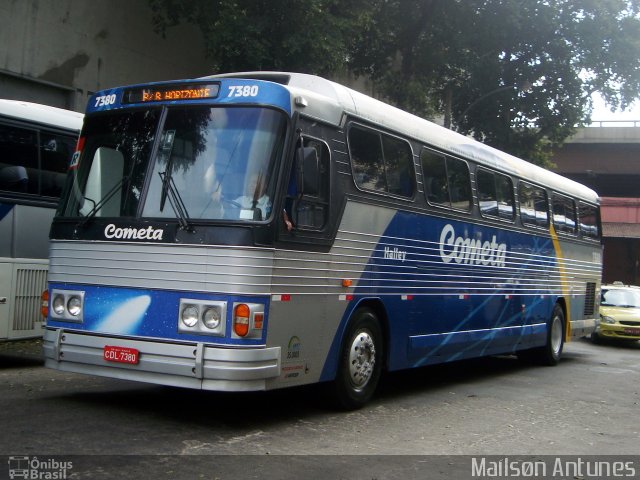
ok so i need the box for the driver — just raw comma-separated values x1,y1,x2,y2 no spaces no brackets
234,171,271,220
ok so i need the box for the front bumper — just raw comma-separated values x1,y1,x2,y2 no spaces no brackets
43,328,281,391
596,324,640,341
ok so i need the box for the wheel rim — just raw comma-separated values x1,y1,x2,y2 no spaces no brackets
348,330,376,389
550,315,563,354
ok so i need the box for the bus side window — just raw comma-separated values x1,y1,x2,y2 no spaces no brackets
477,168,498,216
0,124,38,194
349,125,414,198
421,148,471,211
551,192,577,235
477,168,515,220
40,132,76,198
519,182,548,228
578,202,600,240
420,150,448,205
349,126,385,192
382,135,414,197
496,174,515,220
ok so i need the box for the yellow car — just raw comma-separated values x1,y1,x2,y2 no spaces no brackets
593,283,640,342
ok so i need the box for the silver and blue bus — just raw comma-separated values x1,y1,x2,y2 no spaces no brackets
42,73,601,408
0,100,82,342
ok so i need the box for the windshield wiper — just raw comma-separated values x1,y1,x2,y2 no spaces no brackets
76,176,129,228
159,171,193,232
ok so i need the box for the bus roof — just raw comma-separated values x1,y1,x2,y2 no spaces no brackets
207,72,599,204
0,99,83,132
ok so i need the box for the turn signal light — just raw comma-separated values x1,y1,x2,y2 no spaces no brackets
234,304,250,337
41,290,49,318
254,312,264,330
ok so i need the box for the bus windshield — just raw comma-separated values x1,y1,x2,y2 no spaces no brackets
61,106,287,222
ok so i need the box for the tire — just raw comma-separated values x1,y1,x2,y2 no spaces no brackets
518,303,565,366
330,307,384,410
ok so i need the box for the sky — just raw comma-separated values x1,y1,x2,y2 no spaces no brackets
591,93,640,124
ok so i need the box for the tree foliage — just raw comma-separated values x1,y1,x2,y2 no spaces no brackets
350,0,640,165
149,0,640,165
148,0,369,75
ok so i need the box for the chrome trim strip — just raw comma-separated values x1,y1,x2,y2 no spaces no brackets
410,323,546,341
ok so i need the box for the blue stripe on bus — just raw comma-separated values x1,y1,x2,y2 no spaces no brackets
0,202,13,222
86,79,292,115
319,211,558,382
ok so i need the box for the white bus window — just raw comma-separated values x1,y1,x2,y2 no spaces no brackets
421,150,448,205
382,135,414,197
519,182,548,228
552,193,577,235
349,125,414,198
421,149,471,211
477,169,498,216
496,174,515,220
448,158,472,210
40,132,76,198
349,126,385,192
0,124,38,194
579,202,600,240
477,168,514,220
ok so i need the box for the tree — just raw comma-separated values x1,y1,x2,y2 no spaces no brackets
148,0,369,75
149,0,640,165
350,0,640,165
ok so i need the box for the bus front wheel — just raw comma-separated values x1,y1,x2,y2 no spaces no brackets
331,307,384,410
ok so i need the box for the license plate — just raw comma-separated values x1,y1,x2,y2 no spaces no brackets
623,327,640,336
103,345,139,364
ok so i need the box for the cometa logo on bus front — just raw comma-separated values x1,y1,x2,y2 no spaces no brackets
104,224,164,241
439,224,507,267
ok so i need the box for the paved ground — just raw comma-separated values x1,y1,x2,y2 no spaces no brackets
0,337,639,478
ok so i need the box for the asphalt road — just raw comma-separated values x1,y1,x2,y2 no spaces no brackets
0,337,639,479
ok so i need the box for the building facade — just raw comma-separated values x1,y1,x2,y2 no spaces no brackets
0,0,207,112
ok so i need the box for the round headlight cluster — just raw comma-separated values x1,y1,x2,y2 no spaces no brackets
181,305,199,327
50,292,83,319
52,295,66,316
179,303,225,335
67,296,82,316
203,307,221,329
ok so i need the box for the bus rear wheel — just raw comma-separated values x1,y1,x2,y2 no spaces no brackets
519,303,565,366
331,307,383,410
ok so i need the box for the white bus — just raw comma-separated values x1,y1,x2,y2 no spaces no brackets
0,100,83,341
42,73,600,408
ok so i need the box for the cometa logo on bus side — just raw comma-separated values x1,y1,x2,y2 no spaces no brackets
439,224,507,267
104,224,164,241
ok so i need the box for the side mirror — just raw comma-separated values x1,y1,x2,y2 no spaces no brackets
296,146,319,196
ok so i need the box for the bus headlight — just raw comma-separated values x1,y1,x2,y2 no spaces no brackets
67,296,82,316
178,299,227,336
49,289,85,322
52,294,65,316
203,307,222,329
181,305,199,327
